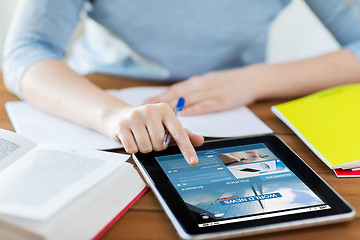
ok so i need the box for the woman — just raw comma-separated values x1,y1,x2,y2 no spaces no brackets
3,0,360,165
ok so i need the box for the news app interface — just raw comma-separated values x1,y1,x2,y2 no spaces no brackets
155,143,330,227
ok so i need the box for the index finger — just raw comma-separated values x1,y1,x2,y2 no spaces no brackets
163,117,199,165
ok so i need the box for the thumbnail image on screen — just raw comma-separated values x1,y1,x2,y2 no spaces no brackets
155,143,329,227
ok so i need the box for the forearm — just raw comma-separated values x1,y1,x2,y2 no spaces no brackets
21,59,203,163
21,59,130,139
259,49,360,100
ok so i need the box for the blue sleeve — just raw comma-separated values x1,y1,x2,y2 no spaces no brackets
2,0,85,98
305,0,360,60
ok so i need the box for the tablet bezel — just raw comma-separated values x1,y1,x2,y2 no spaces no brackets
133,135,354,239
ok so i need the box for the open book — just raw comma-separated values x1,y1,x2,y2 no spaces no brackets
0,128,147,240
5,86,273,150
271,83,360,172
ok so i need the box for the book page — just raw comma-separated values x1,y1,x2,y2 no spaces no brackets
108,87,273,137
0,144,129,220
0,129,37,171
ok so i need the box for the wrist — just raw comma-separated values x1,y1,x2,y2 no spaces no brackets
101,101,135,140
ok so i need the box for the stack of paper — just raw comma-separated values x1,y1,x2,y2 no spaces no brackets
271,84,360,177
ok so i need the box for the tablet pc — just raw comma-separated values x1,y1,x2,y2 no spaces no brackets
133,135,355,239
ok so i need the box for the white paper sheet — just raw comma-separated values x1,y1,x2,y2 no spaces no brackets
5,87,272,149
108,87,273,137
5,102,123,150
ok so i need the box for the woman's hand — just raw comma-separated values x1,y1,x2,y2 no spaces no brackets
110,103,204,165
144,64,270,115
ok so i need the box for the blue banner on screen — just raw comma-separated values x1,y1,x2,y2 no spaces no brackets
219,192,282,205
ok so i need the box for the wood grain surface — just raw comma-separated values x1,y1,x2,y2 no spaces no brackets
1,73,358,240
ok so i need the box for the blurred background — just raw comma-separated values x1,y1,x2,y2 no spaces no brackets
1,0,18,70
0,0,339,70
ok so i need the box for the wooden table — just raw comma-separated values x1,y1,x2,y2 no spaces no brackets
1,73,359,240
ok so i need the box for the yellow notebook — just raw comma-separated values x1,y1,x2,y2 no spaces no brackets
271,84,360,169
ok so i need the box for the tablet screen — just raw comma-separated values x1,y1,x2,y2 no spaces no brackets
155,143,330,228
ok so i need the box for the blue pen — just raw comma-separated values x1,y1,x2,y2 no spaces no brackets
163,97,185,147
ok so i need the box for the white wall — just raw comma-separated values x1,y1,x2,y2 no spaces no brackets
0,0,340,70
0,0,18,69
267,0,339,63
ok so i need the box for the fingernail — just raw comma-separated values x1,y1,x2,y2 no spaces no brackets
187,157,197,165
